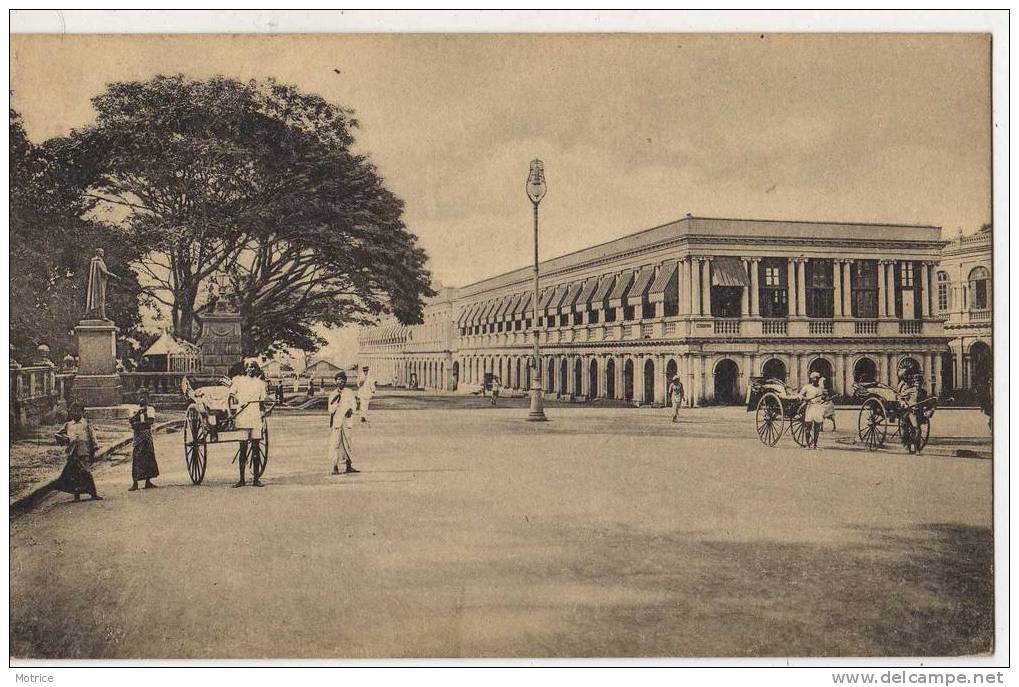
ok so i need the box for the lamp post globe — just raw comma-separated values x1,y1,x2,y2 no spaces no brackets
526,159,548,422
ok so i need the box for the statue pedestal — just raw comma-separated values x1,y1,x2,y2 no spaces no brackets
71,319,123,407
198,310,243,377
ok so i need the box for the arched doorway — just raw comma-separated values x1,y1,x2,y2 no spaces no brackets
665,359,678,390
560,359,568,395
808,357,834,393
853,357,877,384
546,359,554,393
452,361,459,391
623,359,634,401
589,359,599,398
605,359,616,399
643,359,655,405
713,358,741,405
761,358,786,382
970,341,992,390
574,359,583,397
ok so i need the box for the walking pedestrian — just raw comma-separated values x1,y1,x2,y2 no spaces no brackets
798,372,827,449
229,360,268,487
357,365,376,423
668,375,685,422
327,371,359,475
490,376,501,406
54,403,103,502
128,388,159,491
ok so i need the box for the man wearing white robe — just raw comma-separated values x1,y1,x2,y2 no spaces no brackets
229,361,268,487
328,371,360,475
356,365,376,423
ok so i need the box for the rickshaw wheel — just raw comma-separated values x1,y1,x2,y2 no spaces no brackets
252,420,269,480
755,392,785,447
183,405,208,485
789,404,809,447
858,398,889,451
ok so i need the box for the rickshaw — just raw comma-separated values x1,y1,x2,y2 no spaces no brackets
747,377,811,447
854,381,939,452
179,377,276,485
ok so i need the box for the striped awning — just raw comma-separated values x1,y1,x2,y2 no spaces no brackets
544,283,569,316
457,304,473,326
500,293,521,321
512,291,534,318
558,280,585,314
536,286,556,311
607,269,635,309
574,277,599,312
648,260,678,304
590,274,616,310
711,256,750,287
463,303,482,326
480,299,500,324
493,294,514,321
625,266,655,307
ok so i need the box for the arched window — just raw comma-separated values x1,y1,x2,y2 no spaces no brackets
936,271,951,313
968,266,990,310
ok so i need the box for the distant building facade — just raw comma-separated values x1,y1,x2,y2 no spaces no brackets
937,229,992,395
359,216,952,405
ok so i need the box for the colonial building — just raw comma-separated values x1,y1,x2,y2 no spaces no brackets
358,216,952,405
937,228,992,394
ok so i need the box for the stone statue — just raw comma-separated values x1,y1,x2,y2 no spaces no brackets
86,248,118,320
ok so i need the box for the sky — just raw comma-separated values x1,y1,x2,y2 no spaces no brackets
10,33,992,362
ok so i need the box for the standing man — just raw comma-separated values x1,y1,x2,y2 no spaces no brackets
798,371,827,449
229,360,268,487
668,375,686,422
357,365,376,423
128,388,159,491
327,371,360,474
86,247,119,320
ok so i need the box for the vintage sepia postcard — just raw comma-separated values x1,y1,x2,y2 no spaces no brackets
7,11,1005,676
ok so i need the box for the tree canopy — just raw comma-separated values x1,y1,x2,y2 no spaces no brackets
68,75,433,355
10,109,147,362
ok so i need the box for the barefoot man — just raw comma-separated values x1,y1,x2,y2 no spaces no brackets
328,370,360,475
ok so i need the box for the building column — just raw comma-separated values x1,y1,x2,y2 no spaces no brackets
796,259,807,317
740,259,750,317
689,258,701,315
634,355,646,406
699,355,708,405
749,258,760,316
787,258,798,317
701,257,713,316
833,260,843,317
932,351,943,396
834,353,846,396
654,354,667,405
615,356,626,400
690,355,701,407
886,261,896,318
842,259,853,317
921,262,932,319
877,260,888,318
886,353,896,386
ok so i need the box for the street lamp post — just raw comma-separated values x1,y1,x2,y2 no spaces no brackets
526,159,548,422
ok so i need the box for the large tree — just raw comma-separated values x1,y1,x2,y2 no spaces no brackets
68,75,433,355
10,109,147,362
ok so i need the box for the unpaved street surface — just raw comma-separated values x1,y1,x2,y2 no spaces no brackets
10,400,993,658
